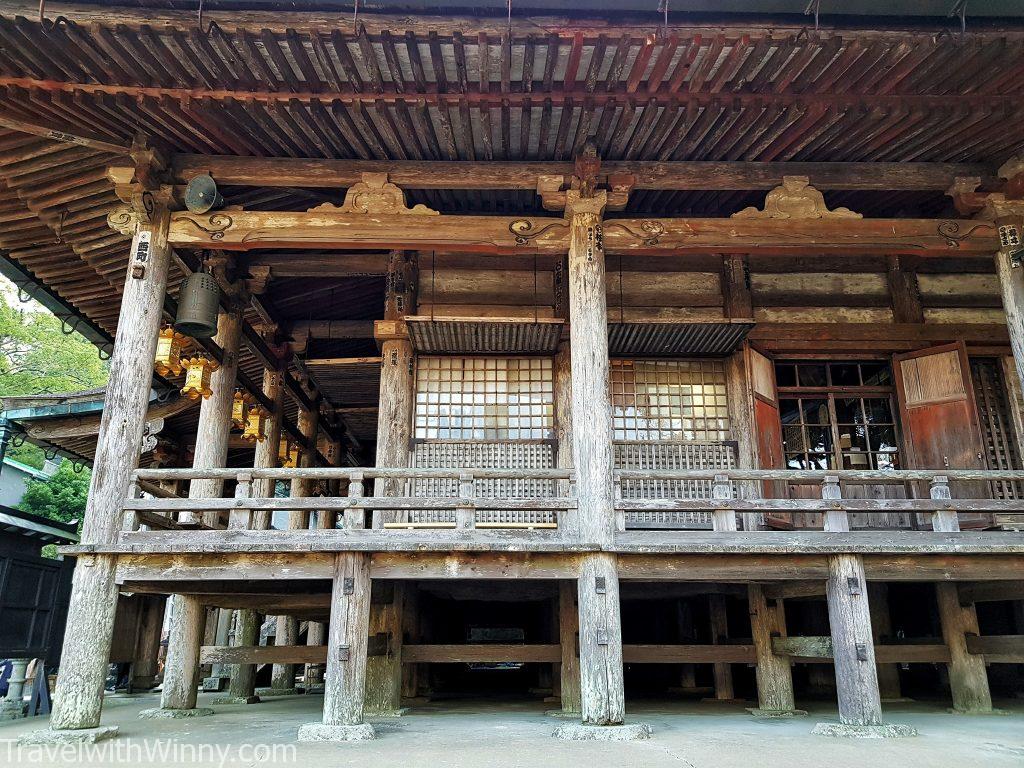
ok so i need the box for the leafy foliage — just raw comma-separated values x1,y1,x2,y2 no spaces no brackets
0,289,108,396
18,461,89,527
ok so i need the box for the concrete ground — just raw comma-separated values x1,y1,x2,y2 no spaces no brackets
1,692,1022,767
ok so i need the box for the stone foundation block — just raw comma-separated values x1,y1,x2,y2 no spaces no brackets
553,722,653,741
746,708,809,718
18,726,119,745
210,696,261,705
297,722,376,742
812,722,918,738
255,687,298,697
138,707,214,719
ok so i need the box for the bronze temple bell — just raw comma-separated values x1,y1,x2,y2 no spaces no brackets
174,271,220,338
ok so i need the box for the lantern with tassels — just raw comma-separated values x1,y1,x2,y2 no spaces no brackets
279,438,302,468
180,356,219,400
154,326,185,376
231,390,253,430
242,406,269,443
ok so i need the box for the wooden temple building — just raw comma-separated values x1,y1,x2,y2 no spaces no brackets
2,0,1024,744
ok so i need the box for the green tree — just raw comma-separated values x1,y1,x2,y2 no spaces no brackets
18,462,89,526
0,289,109,396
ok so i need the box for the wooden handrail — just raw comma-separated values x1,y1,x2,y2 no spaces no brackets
133,466,1024,483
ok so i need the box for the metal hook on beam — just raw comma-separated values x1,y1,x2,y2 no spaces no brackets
98,343,113,361
803,0,821,31
949,0,968,35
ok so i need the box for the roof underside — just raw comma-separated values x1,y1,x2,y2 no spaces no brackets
0,5,1023,462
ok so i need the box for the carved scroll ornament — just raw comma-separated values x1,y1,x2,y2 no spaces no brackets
309,173,438,216
732,176,862,220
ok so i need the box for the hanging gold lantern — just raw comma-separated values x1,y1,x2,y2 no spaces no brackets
154,326,185,376
242,406,269,443
181,356,219,400
278,438,301,468
231,390,253,429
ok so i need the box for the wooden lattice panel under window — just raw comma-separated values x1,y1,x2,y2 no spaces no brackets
407,441,556,524
617,441,739,529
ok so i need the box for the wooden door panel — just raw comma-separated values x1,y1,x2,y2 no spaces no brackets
750,347,788,527
893,343,992,529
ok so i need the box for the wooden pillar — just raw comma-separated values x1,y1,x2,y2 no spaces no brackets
747,584,796,714
299,552,374,740
225,610,261,703
373,338,414,528
576,553,625,725
226,367,283,700
401,583,420,701
158,594,207,712
559,580,582,714
726,348,759,530
994,211,1024,392
565,188,626,726
270,403,318,693
131,595,166,690
937,583,993,712
364,583,404,715
48,204,172,733
180,308,243,527
251,369,285,530
868,584,902,700
373,251,416,529
825,554,883,726
161,308,242,708
710,595,735,701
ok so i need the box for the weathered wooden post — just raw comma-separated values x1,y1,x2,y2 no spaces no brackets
372,250,416,529
364,583,406,716
989,190,1024,392
26,186,173,744
140,594,211,719
937,584,993,712
222,367,283,704
267,403,318,696
709,595,735,701
551,177,648,741
153,307,241,715
812,478,916,737
297,552,375,741
747,583,799,716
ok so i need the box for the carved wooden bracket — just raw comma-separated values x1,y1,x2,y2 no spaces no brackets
309,173,437,216
947,176,988,216
732,176,862,220
538,172,633,212
999,154,1024,200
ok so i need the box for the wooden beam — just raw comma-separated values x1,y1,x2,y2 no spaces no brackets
244,253,390,277
964,634,1024,663
772,636,951,664
171,155,990,192
13,3,1024,39
402,644,561,663
201,644,326,665
622,644,755,664
958,580,1024,605
167,210,999,256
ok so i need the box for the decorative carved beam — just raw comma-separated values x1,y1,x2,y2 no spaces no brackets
167,208,999,256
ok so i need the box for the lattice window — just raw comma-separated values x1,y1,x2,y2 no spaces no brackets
610,360,731,442
414,356,554,440
971,358,1024,500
